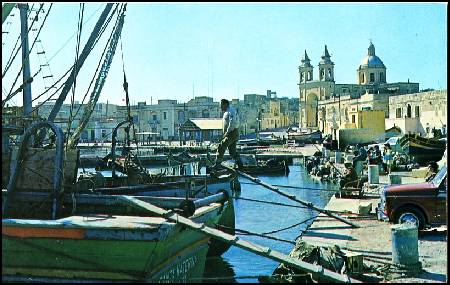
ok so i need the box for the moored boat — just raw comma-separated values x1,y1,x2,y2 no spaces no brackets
399,134,447,165
3,214,212,282
286,128,322,143
2,122,234,282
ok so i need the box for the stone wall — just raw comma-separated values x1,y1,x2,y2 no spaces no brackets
387,90,447,136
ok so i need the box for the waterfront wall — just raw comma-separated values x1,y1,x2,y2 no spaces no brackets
337,128,384,148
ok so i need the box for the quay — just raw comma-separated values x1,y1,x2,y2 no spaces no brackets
280,164,447,283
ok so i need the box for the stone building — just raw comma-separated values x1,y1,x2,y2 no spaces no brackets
235,90,298,135
386,90,447,137
260,100,289,130
298,42,421,140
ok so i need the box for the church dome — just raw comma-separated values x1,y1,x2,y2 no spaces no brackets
359,42,385,68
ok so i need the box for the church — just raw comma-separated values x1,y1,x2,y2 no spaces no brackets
297,42,425,140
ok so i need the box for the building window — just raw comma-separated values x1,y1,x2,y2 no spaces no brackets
153,114,157,121
163,112,167,120
415,106,420,117
380,72,384,82
328,69,332,78
370,73,375,83
320,69,324,80
396,108,402,118
361,73,365,83
300,73,304,82
351,115,356,123
308,71,312,81
406,105,412,118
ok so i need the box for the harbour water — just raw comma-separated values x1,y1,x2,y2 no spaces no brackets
203,164,337,283
77,163,337,283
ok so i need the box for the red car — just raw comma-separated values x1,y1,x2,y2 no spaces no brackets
377,165,447,230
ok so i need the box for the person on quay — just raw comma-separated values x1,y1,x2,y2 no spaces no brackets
213,99,244,170
383,143,393,174
425,161,439,182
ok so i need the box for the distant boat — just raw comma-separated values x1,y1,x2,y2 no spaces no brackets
241,159,289,175
224,155,289,175
237,134,284,147
399,134,447,165
286,128,322,143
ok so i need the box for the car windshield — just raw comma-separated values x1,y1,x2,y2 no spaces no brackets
431,165,447,187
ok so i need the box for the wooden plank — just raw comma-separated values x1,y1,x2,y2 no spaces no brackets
119,195,361,283
220,164,360,228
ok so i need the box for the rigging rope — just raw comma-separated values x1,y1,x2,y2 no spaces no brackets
119,30,144,169
66,3,85,149
43,3,115,126
67,4,127,148
47,4,105,63
2,4,52,108
2,3,44,79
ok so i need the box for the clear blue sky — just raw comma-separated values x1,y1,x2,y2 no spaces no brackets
2,2,447,107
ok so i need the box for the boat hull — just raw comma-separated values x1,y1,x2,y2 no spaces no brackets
2,214,211,282
399,134,446,165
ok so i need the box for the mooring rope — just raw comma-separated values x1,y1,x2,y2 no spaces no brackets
218,224,296,245
240,181,340,192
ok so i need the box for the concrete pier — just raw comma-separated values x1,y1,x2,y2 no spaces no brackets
287,172,447,283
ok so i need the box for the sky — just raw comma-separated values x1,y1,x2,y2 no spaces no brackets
2,2,447,108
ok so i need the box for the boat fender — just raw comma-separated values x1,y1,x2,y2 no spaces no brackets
219,189,230,202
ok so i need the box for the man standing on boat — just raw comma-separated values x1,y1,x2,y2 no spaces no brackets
213,99,244,170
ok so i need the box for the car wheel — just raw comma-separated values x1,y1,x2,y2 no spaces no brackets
395,207,425,230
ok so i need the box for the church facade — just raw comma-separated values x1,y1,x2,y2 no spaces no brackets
298,43,420,138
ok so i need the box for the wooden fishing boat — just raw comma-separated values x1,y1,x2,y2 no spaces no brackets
2,121,235,282
3,213,212,282
287,129,322,143
1,4,236,282
241,159,289,175
399,134,446,165
223,156,289,176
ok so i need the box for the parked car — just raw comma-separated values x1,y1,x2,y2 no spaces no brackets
368,136,403,153
377,165,447,230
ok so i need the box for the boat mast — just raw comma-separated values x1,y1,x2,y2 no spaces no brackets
18,4,32,116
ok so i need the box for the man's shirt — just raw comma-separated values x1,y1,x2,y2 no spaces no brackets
223,106,240,135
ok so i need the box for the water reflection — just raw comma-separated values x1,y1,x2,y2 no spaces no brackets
203,256,236,283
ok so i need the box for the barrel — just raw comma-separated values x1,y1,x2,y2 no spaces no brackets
391,223,421,267
389,174,402,185
368,165,379,184
335,151,342,164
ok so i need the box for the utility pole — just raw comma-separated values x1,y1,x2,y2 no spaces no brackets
18,4,32,116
